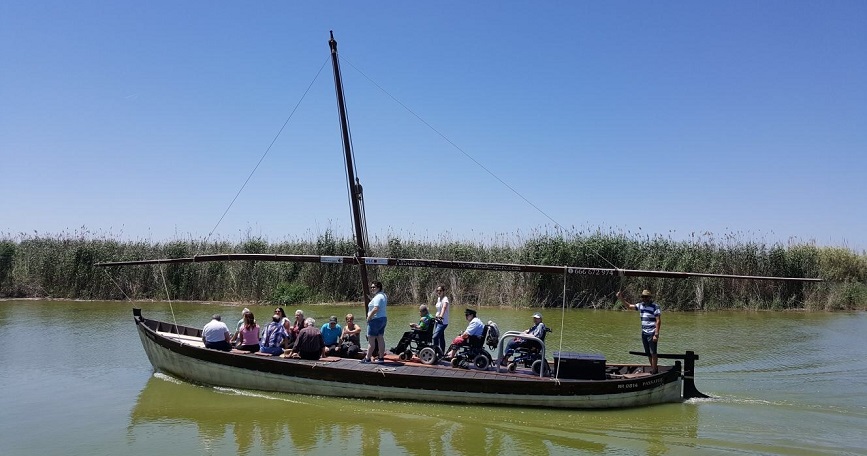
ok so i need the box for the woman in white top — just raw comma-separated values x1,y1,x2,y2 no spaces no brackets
432,284,450,354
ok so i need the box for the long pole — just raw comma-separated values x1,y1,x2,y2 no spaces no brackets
329,31,371,312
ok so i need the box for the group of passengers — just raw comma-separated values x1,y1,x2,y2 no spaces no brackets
201,282,520,365
202,283,663,376
201,306,364,361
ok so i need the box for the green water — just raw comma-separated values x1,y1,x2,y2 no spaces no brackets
1,300,865,455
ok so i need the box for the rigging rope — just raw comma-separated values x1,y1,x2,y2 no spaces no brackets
555,266,567,381
103,264,180,337
158,264,180,334
101,269,131,302
203,57,331,246
339,56,619,270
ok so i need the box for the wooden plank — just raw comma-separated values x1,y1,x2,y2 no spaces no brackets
99,253,822,282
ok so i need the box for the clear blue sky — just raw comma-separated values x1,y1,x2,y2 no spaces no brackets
2,1,865,253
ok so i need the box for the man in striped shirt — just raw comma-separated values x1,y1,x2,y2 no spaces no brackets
617,289,661,374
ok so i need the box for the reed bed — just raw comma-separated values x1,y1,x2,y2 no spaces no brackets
1,229,864,311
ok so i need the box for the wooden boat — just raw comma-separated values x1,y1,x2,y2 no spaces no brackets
103,32,820,409
133,308,704,408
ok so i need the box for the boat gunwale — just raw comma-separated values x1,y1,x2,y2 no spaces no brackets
135,309,683,400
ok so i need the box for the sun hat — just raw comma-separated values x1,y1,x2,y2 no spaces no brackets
641,290,653,297
532,312,542,319
329,316,338,323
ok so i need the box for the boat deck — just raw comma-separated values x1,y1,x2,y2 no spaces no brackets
156,330,657,380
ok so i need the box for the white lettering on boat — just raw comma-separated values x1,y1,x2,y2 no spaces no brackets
617,377,664,390
641,378,664,387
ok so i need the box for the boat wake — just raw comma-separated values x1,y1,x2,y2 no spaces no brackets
683,396,718,406
151,372,310,404
152,372,185,385
211,386,311,404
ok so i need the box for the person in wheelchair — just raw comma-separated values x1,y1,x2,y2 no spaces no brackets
444,308,484,360
390,305,436,358
503,312,548,365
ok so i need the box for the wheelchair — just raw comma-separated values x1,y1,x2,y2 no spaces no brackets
501,327,552,376
448,321,499,370
390,321,441,365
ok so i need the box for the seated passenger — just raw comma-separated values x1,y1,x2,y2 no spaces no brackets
445,308,484,359
202,314,232,351
390,304,435,355
320,316,342,356
505,312,547,360
230,307,251,348
338,314,361,357
290,317,326,360
287,309,305,348
236,311,260,353
259,313,289,355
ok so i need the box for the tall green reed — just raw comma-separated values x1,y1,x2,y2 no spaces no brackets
1,230,864,311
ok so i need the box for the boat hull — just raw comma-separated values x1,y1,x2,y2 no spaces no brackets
136,310,684,409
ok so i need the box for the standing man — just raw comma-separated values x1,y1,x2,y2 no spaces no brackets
202,314,232,351
616,289,661,374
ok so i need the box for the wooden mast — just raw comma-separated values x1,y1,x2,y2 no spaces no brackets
329,31,372,311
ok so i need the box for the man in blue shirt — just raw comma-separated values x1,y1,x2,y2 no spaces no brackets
259,313,289,356
445,308,484,359
504,312,548,362
617,289,662,374
320,316,342,356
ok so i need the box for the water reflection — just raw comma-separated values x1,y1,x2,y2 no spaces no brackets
6,300,860,455
129,374,705,455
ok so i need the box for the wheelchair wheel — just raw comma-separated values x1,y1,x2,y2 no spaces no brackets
451,357,461,368
418,347,438,365
473,354,490,370
404,349,414,361
507,362,517,373
398,351,407,361
531,359,550,376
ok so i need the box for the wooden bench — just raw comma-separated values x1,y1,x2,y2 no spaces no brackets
157,331,206,348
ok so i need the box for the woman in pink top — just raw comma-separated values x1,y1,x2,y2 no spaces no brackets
237,312,260,353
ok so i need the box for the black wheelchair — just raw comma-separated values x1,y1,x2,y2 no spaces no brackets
500,327,552,376
447,321,499,370
390,320,441,365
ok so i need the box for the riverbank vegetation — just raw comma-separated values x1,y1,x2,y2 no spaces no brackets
1,230,865,311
